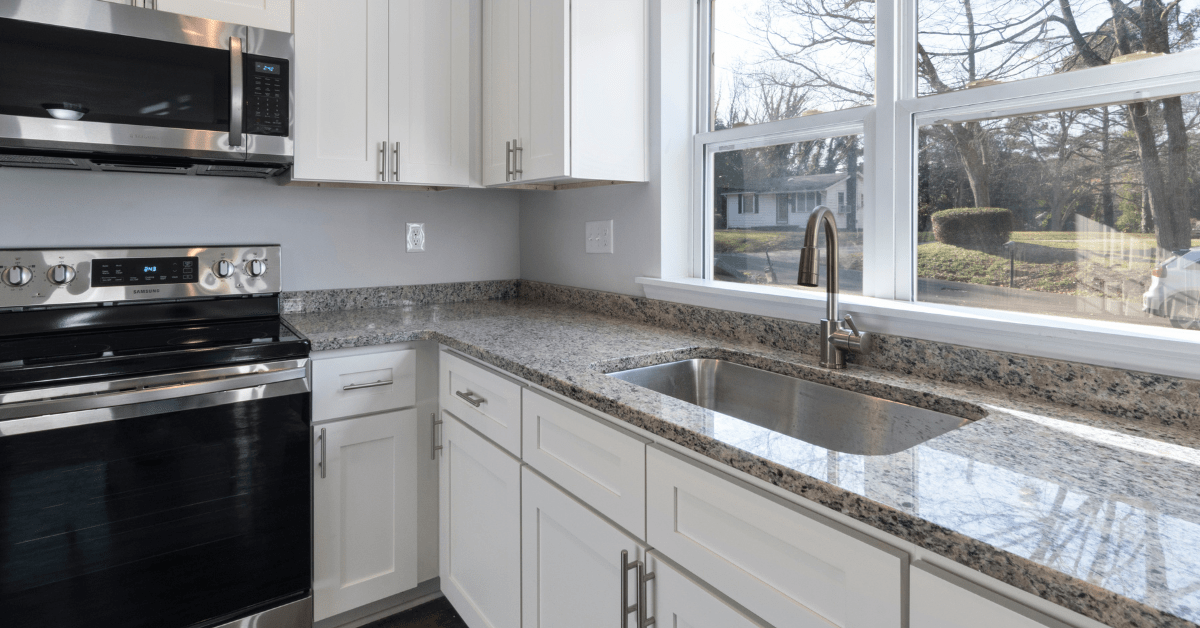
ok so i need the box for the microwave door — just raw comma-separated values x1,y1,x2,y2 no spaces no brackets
0,14,247,160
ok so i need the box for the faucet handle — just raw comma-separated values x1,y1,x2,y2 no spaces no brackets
842,314,861,336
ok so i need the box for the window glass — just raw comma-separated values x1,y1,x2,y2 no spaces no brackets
714,133,865,295
917,0,1200,96
917,95,1200,330
711,0,875,129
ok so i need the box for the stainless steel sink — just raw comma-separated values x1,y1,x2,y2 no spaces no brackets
609,359,973,455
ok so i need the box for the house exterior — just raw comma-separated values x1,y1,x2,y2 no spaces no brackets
722,172,864,229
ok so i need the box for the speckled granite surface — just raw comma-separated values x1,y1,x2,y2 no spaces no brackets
281,279,519,314
288,294,1200,628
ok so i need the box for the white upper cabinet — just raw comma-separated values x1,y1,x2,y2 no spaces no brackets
484,0,647,186
99,0,292,33
388,0,471,186
482,0,520,185
294,0,389,182
157,0,293,32
294,0,472,186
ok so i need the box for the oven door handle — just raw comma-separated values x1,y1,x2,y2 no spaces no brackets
0,368,309,437
230,35,244,147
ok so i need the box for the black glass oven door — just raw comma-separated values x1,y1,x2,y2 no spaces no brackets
0,18,232,132
0,380,311,628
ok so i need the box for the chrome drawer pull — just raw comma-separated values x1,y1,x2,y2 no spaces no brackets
455,390,485,407
638,560,656,627
342,380,393,391
621,550,639,628
432,413,443,460
318,428,327,479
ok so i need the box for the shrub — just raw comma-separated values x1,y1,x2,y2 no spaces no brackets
932,207,1015,251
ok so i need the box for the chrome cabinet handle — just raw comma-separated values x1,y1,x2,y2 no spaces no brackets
638,559,656,628
318,428,327,479
431,413,443,460
621,550,639,628
229,36,243,147
455,390,486,407
378,142,387,181
392,142,399,181
342,379,393,391
513,141,523,178
506,141,513,182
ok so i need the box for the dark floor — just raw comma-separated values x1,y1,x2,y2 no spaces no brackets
361,597,467,628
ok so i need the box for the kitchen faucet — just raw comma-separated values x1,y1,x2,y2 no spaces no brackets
797,206,872,369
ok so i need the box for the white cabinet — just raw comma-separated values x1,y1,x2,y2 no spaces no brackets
294,0,470,186
646,446,904,628
483,0,647,186
313,409,419,621
645,553,773,628
911,562,1071,628
100,0,293,33
521,389,647,538
439,412,522,628
521,467,646,628
439,350,524,457
158,0,292,32
312,349,416,421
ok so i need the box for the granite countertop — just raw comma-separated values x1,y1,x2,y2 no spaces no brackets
287,298,1200,628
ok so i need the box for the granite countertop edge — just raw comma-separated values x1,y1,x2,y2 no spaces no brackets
290,320,1195,628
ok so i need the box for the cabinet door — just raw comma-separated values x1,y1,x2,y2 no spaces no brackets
911,563,1071,628
646,553,772,628
521,467,645,628
314,410,419,621
294,0,390,182
156,0,293,32
519,0,569,182
482,0,520,185
388,0,471,186
440,413,521,628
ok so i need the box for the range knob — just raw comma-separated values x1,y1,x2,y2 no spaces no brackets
2,265,33,287
213,259,235,278
245,259,268,277
48,264,77,285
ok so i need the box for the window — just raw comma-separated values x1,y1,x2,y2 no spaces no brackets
696,0,1200,335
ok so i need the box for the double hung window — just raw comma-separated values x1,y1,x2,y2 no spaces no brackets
696,0,1200,333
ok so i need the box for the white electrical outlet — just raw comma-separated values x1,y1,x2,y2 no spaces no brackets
406,223,426,253
585,220,614,254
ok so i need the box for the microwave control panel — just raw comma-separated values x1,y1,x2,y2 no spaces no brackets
244,55,290,137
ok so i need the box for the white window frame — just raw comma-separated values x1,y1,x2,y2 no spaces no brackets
651,0,1200,379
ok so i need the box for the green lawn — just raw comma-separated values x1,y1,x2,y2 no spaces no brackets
714,229,864,254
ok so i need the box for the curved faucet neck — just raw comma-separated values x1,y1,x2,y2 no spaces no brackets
802,207,840,323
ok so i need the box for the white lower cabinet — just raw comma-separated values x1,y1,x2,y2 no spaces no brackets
646,446,904,628
911,562,1071,628
439,412,522,628
521,467,646,628
645,553,772,628
313,409,419,621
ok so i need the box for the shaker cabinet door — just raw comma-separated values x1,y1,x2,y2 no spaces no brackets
294,0,390,182
388,0,471,186
313,410,419,621
439,413,522,628
482,0,521,186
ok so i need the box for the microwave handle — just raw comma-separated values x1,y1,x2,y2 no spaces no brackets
229,36,244,147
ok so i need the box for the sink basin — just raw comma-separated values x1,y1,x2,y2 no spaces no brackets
609,359,973,455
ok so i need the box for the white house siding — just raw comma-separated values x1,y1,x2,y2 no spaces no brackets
724,176,865,230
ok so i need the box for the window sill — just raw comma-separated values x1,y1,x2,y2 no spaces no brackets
636,277,1200,380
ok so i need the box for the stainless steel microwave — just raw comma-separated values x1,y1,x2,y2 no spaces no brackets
0,0,293,177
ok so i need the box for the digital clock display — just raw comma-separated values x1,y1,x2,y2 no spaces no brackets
255,61,281,75
92,257,199,288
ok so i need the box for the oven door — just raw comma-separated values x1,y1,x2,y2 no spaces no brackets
0,364,312,628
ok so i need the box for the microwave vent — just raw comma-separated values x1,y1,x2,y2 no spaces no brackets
0,154,88,169
200,165,278,177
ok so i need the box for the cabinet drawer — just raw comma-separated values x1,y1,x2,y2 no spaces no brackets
439,351,523,456
911,562,1072,628
313,350,416,421
522,389,647,538
646,447,904,628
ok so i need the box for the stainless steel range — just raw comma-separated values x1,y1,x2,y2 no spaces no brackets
0,246,313,628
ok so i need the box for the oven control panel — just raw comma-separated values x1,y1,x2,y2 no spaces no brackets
0,246,282,310
244,55,290,137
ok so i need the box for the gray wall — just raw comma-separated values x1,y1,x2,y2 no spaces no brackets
2,168,521,292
